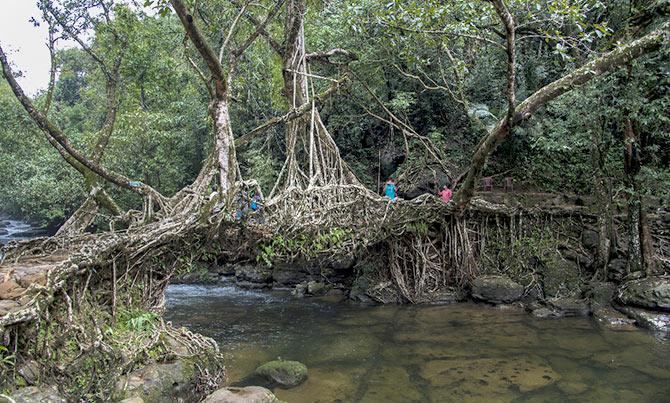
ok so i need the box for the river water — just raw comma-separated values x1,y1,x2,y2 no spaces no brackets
164,284,670,402
0,216,45,245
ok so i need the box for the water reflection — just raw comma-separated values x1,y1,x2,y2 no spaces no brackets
165,284,670,402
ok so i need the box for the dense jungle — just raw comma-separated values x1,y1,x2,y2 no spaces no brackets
0,0,669,401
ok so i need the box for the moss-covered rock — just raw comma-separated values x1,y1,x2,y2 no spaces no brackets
8,386,66,403
540,254,582,298
618,276,670,312
471,275,524,304
115,360,197,402
255,360,308,387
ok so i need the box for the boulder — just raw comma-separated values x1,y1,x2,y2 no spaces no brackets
0,279,25,300
16,359,40,385
306,281,329,296
0,299,21,316
271,266,310,286
592,306,636,331
116,360,198,402
618,276,670,312
540,254,582,298
202,386,278,403
235,265,272,284
471,275,524,304
430,288,466,305
119,398,144,403
581,230,599,250
291,283,307,298
607,259,628,282
327,255,356,270
216,264,238,276
547,298,591,317
9,386,66,403
255,360,308,387
586,282,616,305
617,306,670,332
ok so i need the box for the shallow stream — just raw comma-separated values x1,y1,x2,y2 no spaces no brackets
165,284,669,402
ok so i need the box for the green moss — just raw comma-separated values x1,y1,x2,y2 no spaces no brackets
255,360,308,387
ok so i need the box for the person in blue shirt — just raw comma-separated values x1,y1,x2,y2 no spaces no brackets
384,178,398,202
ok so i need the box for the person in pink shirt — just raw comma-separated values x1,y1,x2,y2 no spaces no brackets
439,182,453,203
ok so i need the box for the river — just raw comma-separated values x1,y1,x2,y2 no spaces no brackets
0,215,46,245
164,284,670,402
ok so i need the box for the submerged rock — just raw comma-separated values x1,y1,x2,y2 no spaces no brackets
202,386,278,403
617,306,670,333
307,281,329,296
420,356,560,400
471,275,524,304
9,386,66,403
592,306,636,331
618,276,670,312
547,297,591,317
531,307,562,319
255,360,308,387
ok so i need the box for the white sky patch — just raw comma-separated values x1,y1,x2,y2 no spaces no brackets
0,1,52,96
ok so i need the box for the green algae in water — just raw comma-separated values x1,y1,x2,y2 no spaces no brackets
165,285,670,402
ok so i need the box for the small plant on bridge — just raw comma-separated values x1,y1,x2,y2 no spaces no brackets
257,227,353,266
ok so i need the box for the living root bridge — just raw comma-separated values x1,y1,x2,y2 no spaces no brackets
254,185,609,303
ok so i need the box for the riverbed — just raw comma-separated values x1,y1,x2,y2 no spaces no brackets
164,284,670,402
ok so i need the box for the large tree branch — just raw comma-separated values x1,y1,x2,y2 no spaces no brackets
453,22,670,211
171,0,227,97
0,45,159,198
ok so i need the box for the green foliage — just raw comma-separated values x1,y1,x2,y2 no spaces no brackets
110,309,158,334
487,227,557,282
257,227,353,266
406,220,428,236
0,345,15,368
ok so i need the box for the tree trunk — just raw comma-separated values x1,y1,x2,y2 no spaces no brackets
211,99,237,195
591,125,614,278
624,116,656,275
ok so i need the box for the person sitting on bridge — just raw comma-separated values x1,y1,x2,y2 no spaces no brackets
439,182,453,204
384,177,398,202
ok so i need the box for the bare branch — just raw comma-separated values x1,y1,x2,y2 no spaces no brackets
219,2,248,62
232,0,285,58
